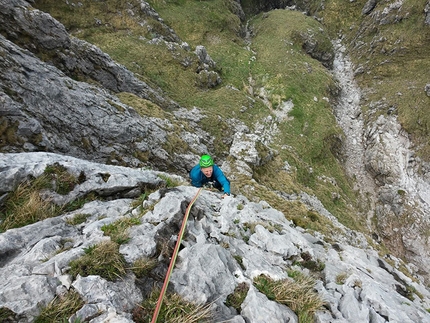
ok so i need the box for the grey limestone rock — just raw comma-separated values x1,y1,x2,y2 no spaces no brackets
0,152,430,322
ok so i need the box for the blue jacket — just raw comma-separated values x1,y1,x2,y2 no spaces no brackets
189,164,230,194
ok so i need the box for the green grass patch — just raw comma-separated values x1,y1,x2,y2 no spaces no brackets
101,217,141,244
157,174,184,188
66,213,91,226
0,169,97,232
69,241,127,281
117,92,171,119
131,192,148,209
41,163,82,195
317,0,430,161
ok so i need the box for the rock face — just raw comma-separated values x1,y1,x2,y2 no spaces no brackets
1,152,430,322
0,0,178,110
0,0,223,175
333,41,430,283
0,34,171,167
2,0,430,321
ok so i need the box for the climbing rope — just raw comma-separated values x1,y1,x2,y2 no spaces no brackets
151,187,203,323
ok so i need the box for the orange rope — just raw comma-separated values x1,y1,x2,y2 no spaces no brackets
151,187,203,323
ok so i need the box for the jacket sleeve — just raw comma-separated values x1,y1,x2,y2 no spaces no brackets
189,165,203,187
213,165,230,194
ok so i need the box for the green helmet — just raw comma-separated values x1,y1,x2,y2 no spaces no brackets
199,154,214,168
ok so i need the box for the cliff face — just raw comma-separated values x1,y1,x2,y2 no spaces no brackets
1,152,430,322
1,0,430,321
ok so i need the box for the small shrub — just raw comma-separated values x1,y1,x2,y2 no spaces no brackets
132,288,212,323
302,259,325,272
300,252,325,272
69,241,126,281
225,282,249,312
34,289,84,323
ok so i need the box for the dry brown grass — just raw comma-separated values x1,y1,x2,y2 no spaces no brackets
272,273,325,314
130,257,158,278
133,288,213,323
34,289,84,323
0,178,58,232
254,272,325,323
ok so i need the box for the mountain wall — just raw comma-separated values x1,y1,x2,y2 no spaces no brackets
1,152,430,322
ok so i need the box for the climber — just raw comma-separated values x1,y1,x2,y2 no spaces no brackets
189,154,231,198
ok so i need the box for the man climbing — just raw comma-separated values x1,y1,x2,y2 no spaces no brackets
189,154,231,198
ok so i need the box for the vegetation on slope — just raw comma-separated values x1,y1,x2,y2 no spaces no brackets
4,0,430,320
33,0,366,233
311,0,430,160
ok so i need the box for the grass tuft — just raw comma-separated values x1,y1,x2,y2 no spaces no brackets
253,272,325,323
132,288,213,323
0,177,60,232
0,307,18,323
157,174,184,188
69,240,126,281
34,289,84,323
225,282,249,312
66,213,91,225
130,257,158,278
101,217,141,244
42,163,81,195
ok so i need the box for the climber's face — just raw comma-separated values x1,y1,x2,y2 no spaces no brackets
201,166,213,178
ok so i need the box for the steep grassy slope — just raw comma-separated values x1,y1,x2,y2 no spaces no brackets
33,0,365,233
314,0,430,160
